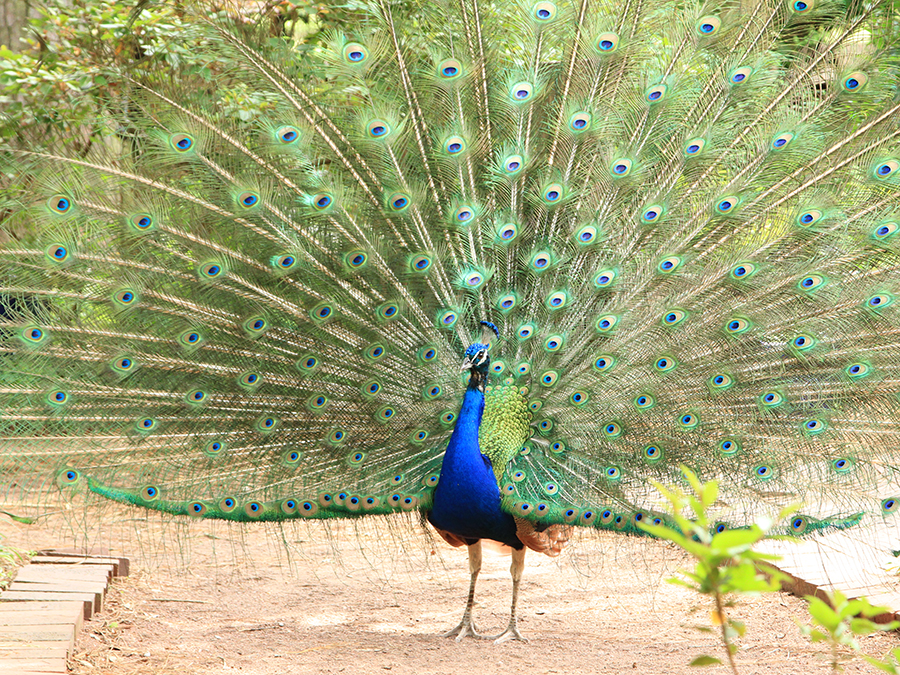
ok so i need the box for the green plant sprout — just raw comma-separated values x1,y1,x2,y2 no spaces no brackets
641,466,789,674
803,590,899,673
0,531,31,591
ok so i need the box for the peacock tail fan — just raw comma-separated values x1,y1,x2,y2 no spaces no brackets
1,0,899,555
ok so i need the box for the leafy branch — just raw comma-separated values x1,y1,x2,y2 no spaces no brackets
640,467,788,674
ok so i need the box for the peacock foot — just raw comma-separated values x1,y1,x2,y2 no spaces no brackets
491,622,528,644
442,616,484,641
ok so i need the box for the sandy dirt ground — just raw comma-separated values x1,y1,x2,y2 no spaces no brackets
3,504,899,675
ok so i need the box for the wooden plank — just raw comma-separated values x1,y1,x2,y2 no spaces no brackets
0,611,82,628
37,547,114,557
0,601,83,615
0,552,130,674
0,608,83,636
0,591,95,619
0,647,69,657
30,555,127,576
0,605,81,633
9,579,106,592
0,601,83,632
0,657,67,673
9,580,106,597
13,564,112,583
0,625,74,646
6,582,104,615
38,548,129,576
30,555,121,569
31,555,120,565
0,641,71,653
0,624,75,649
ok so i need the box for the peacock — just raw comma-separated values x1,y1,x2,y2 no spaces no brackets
2,0,900,644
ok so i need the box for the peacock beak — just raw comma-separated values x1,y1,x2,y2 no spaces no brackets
460,356,474,371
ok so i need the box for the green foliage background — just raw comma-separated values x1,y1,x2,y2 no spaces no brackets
0,1,374,141
3,0,898,138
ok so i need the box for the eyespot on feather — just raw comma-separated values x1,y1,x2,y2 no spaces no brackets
45,243,72,264
199,261,226,281
366,120,391,140
684,138,706,156
127,213,155,233
873,221,898,242
386,192,411,212
696,15,721,35
275,125,300,144
645,84,667,103
243,316,269,336
594,32,619,53
237,191,260,209
610,158,633,176
443,136,467,156
729,66,753,85
47,195,73,215
873,160,899,180
342,42,369,65
594,269,617,289
437,58,463,80
841,71,868,92
657,256,682,273
510,81,534,103
531,1,557,22
568,112,591,132
169,133,194,152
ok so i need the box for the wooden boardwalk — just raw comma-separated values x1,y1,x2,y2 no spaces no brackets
0,552,129,674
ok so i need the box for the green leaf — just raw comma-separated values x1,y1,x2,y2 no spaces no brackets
649,479,676,504
666,577,701,591
699,480,718,508
639,523,691,548
862,655,900,674
844,599,868,617
689,656,722,666
849,617,896,634
681,465,702,493
806,628,829,643
711,528,764,551
807,596,841,632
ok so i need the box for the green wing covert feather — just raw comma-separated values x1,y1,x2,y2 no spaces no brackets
480,384,532,482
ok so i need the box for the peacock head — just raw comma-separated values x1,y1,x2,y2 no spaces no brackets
461,321,499,388
461,342,491,374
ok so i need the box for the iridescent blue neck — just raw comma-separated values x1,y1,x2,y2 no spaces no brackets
440,378,486,477
455,385,486,439
427,370,521,547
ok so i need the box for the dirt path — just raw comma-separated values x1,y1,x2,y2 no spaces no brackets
3,506,897,674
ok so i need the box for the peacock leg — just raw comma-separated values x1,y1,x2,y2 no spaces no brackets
492,546,528,643
443,540,484,640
